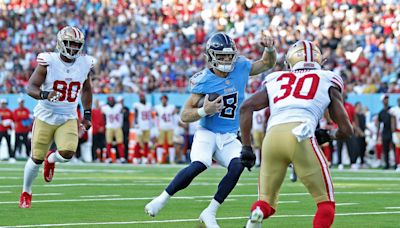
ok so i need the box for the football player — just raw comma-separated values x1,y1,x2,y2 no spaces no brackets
102,96,125,163
19,26,95,208
389,97,400,172
252,107,268,166
145,32,276,227
240,40,353,228
154,95,177,164
132,92,153,164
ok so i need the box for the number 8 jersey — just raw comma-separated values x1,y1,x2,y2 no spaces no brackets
34,52,96,125
265,69,343,132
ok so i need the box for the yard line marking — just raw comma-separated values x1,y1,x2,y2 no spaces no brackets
335,203,359,206
3,211,400,227
33,193,63,196
80,195,120,198
334,177,400,181
1,192,399,205
0,168,142,174
385,207,400,209
0,191,11,194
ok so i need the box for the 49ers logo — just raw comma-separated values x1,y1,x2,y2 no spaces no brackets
53,80,81,102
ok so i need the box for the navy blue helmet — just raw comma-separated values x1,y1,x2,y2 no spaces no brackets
205,32,238,73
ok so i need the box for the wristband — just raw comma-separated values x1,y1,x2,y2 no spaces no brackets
83,109,92,121
197,107,207,117
40,91,50,100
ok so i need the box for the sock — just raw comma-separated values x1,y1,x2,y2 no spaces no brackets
22,158,40,194
255,148,260,166
206,199,220,214
117,143,125,159
158,190,171,202
47,151,70,163
166,161,207,195
143,143,149,157
134,143,141,158
396,147,400,165
313,201,335,228
214,158,244,204
156,146,164,163
169,146,175,164
251,200,275,219
106,144,112,158
376,144,382,160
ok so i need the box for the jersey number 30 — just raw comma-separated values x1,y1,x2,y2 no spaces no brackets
53,80,81,102
273,73,320,104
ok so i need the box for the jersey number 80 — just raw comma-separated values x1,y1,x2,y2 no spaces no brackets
53,80,81,102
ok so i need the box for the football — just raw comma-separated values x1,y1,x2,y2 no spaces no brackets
197,93,220,108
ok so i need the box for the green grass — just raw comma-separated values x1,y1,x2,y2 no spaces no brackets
0,162,399,227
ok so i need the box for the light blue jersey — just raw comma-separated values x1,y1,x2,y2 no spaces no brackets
190,56,252,133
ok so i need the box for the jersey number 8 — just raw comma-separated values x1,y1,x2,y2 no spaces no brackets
219,92,238,119
53,80,81,102
273,73,320,104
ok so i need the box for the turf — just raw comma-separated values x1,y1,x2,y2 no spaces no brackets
0,162,399,227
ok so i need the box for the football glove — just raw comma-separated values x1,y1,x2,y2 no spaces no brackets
315,128,332,145
240,146,256,171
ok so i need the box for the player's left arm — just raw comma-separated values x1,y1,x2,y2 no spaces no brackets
240,88,269,146
80,73,93,130
249,34,276,76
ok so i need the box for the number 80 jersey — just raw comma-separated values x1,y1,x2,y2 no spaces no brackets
34,52,96,125
264,69,343,132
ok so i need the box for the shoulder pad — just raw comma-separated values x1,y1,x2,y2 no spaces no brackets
84,55,97,69
189,70,208,93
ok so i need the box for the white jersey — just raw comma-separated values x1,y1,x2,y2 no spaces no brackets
264,69,343,131
155,104,176,130
389,106,400,130
252,108,266,132
133,102,152,130
102,103,123,129
34,52,96,125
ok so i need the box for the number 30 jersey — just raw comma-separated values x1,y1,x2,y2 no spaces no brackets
264,69,343,132
34,52,96,125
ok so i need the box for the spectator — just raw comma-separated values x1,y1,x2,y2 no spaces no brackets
13,98,32,158
0,99,14,162
91,100,106,162
377,94,394,170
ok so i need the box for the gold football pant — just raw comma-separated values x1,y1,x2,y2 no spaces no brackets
31,119,78,160
260,122,334,209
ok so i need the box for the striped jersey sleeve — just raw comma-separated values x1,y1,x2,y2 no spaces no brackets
328,72,344,92
36,52,51,66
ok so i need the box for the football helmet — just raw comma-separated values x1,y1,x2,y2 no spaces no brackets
205,32,238,73
285,40,322,70
56,26,85,60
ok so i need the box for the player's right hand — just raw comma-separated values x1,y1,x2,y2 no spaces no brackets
48,91,62,102
240,145,256,171
203,94,223,115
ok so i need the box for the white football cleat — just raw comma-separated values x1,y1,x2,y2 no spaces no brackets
144,197,168,217
245,206,263,228
199,208,220,228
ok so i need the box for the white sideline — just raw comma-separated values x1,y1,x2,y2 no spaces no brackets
2,211,400,227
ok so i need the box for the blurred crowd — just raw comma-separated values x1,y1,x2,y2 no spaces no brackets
1,0,400,95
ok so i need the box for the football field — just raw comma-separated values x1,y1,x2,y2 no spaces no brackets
0,162,399,228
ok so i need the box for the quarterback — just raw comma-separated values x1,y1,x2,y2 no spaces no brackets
145,32,276,227
19,26,95,208
240,41,353,228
